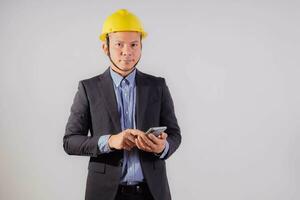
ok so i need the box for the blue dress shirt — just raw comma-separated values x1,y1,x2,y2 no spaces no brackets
98,67,169,184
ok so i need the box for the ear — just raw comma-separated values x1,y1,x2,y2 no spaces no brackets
102,43,109,56
140,34,143,50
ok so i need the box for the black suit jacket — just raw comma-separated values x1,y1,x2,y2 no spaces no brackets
63,67,181,200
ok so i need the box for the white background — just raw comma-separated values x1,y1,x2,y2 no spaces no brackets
0,0,299,200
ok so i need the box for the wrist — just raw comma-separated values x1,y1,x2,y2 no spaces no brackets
156,144,166,154
108,135,115,149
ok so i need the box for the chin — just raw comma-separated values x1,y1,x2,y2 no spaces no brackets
119,64,135,71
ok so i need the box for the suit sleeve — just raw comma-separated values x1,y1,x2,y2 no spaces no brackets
63,81,101,157
159,78,182,160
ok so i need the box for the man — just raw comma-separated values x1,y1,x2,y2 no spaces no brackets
63,9,181,200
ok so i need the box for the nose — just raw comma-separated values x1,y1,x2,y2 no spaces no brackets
121,45,132,56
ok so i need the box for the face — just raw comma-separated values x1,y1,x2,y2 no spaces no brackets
102,31,142,76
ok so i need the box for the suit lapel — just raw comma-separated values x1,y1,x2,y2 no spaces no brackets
96,68,150,133
135,69,150,131
97,68,121,132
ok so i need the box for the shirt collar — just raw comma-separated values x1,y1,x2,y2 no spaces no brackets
109,67,136,88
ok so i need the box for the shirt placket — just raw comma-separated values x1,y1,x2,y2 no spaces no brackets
120,79,135,182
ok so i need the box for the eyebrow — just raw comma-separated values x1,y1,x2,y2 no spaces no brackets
114,40,139,43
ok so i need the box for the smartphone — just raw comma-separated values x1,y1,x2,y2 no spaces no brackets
145,126,167,136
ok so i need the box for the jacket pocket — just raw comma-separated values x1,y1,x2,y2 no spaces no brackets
88,162,106,174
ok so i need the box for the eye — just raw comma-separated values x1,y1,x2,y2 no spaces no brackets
131,43,138,47
115,43,122,47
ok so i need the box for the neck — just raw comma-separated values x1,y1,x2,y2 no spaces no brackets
110,65,135,77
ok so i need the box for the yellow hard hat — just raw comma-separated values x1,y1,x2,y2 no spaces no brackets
99,9,147,41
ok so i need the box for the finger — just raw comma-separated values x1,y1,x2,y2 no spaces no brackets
137,138,150,151
135,138,142,150
161,132,168,139
124,139,135,148
137,136,152,152
125,129,137,137
140,136,157,152
123,139,135,149
136,137,147,151
137,136,148,149
126,134,136,143
147,134,161,145
139,134,155,148
128,129,142,136
127,142,136,149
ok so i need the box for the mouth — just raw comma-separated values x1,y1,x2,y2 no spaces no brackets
119,59,134,64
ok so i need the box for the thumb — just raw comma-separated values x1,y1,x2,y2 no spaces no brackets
129,129,139,136
162,132,168,140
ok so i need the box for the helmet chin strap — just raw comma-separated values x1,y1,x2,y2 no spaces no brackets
106,34,142,75
108,52,141,73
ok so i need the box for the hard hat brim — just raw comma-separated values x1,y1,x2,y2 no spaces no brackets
99,31,147,41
